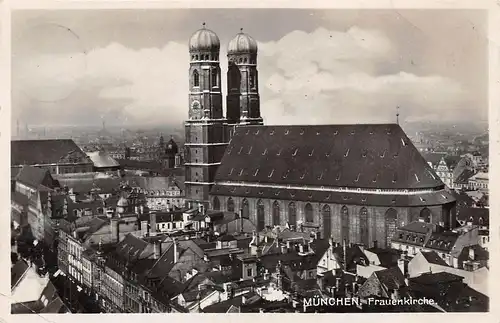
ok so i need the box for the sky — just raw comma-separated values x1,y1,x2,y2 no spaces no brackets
11,9,488,130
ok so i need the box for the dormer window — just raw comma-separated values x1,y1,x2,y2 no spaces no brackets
318,172,323,180
414,174,420,182
355,173,360,182
401,138,407,146
292,148,298,156
362,150,367,157
344,149,350,157
285,130,289,135
262,149,268,155
254,169,259,177
268,169,275,178
239,169,244,176
283,170,290,179
380,151,386,158
336,173,341,181
238,147,243,155
277,149,282,156
309,149,314,156
270,130,275,135
247,146,253,155
300,172,306,179
326,194,331,200
300,129,304,135
228,168,234,175
334,131,338,135
316,131,320,135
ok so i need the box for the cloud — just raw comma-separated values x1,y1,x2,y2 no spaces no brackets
12,26,473,128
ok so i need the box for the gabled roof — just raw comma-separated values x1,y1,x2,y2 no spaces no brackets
11,139,91,166
374,267,406,291
424,232,459,252
420,251,448,266
114,233,149,261
213,124,444,190
15,165,56,189
457,208,489,226
11,260,29,290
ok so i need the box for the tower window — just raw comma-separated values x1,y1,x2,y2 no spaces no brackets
193,70,200,87
244,58,247,63
211,69,218,87
249,73,255,88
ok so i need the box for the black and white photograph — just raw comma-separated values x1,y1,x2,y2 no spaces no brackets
9,6,491,314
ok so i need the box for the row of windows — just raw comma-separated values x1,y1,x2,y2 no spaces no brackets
192,70,218,87
214,197,402,247
191,54,216,61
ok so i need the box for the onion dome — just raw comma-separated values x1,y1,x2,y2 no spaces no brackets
165,136,179,156
189,23,220,52
117,196,129,207
228,28,258,54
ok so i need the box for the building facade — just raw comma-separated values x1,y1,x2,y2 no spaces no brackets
184,25,228,208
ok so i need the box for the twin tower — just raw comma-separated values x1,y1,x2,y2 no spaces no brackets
184,24,263,207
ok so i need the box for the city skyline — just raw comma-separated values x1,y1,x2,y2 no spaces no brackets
12,9,487,131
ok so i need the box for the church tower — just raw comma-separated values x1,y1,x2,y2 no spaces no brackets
226,29,263,138
184,24,228,208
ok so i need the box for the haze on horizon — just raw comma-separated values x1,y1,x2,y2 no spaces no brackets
11,9,488,134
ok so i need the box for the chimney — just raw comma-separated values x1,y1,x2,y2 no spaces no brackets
150,213,157,237
280,244,287,254
140,205,144,214
286,240,291,250
373,240,378,249
241,295,247,305
135,206,139,214
404,274,409,286
335,277,341,289
141,220,149,237
398,258,406,276
110,218,119,243
469,247,475,261
173,238,179,263
153,240,161,259
299,244,304,254
331,286,336,297
352,282,358,295
198,204,204,215
73,231,78,239
343,239,347,271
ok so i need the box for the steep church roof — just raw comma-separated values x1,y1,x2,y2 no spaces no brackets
214,124,444,190
11,139,90,166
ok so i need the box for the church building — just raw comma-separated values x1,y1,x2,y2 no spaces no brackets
183,25,457,248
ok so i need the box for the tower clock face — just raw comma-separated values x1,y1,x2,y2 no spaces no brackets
192,100,200,111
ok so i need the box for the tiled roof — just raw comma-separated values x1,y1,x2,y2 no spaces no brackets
458,245,489,264
15,165,55,189
420,251,448,266
86,151,120,168
153,210,184,223
410,271,463,286
398,221,437,234
213,124,444,190
39,297,69,313
11,139,91,166
114,233,149,261
425,232,459,252
56,177,122,194
211,185,454,207
374,267,406,291
457,207,489,226
11,260,29,290
203,292,260,313
454,169,475,184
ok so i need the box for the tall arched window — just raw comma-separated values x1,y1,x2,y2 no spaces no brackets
420,208,431,223
242,199,249,219
305,203,314,223
257,199,265,231
385,208,398,247
213,197,220,211
360,207,369,247
227,197,235,212
272,201,280,226
211,69,218,87
341,206,349,243
322,205,331,239
193,70,200,87
288,202,297,228
249,73,255,89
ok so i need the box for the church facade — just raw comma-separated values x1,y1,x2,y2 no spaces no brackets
183,26,457,248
